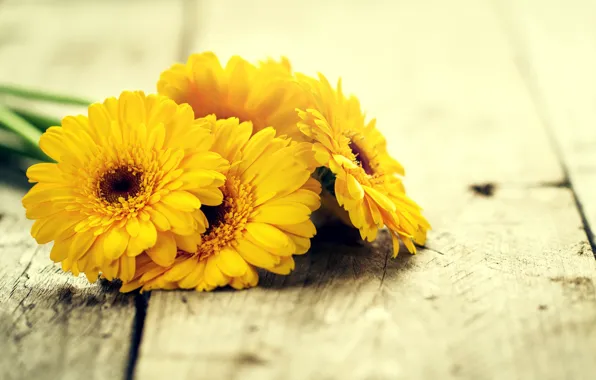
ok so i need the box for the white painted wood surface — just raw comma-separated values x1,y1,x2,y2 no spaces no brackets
137,188,596,380
0,1,594,380
134,1,596,380
0,1,185,379
498,0,596,248
0,181,137,380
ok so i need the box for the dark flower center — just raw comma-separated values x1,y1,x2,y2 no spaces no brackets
99,167,142,203
202,202,228,234
349,141,374,175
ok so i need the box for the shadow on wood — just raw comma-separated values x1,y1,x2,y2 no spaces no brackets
260,229,414,290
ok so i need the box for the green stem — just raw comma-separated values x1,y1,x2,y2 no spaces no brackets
12,108,61,131
0,104,42,146
0,104,48,161
0,84,92,106
0,140,45,161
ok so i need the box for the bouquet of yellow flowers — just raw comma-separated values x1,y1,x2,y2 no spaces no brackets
0,52,430,292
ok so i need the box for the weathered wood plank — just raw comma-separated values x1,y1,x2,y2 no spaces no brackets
0,178,136,380
0,1,185,379
135,1,596,379
138,188,596,380
497,0,596,249
180,0,565,188
0,0,185,113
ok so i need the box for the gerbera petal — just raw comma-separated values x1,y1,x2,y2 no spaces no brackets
178,170,226,190
68,231,96,262
145,231,177,267
152,203,195,234
180,151,230,173
38,127,66,161
216,247,249,277
268,256,295,275
120,280,142,293
101,257,120,281
25,202,63,219
190,188,224,206
178,261,206,289
252,203,311,225
161,191,202,212
174,233,200,253
126,220,158,257
22,184,75,206
126,217,140,237
245,223,296,256
147,123,166,151
26,163,63,184
31,218,60,244
118,255,136,283
235,239,280,269
145,207,171,231
103,227,129,260
364,186,396,213
49,238,70,263
238,127,276,169
312,143,331,166
288,234,311,255
275,220,316,238
261,189,320,211
414,229,428,246
85,268,100,284
229,265,260,290
226,56,251,105
346,174,365,200
162,258,198,282
204,257,229,287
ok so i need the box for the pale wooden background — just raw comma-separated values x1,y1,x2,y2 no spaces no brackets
1,1,595,379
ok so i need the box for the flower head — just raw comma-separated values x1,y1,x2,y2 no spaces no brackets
297,74,430,256
22,91,229,282
121,116,320,292
157,52,308,140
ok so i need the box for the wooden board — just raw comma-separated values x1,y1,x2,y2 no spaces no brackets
185,0,566,189
497,0,596,250
0,1,185,379
134,1,596,379
0,176,137,380
136,188,596,380
1,0,595,379
0,0,185,114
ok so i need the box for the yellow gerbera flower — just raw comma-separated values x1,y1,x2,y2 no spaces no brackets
296,74,430,256
121,116,320,292
157,52,308,140
22,91,229,282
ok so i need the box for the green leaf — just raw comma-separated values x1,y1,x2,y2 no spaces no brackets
0,105,50,161
0,84,91,106
12,107,61,131
314,166,336,196
0,139,46,162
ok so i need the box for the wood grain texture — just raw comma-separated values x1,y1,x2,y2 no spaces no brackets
0,178,136,380
0,1,186,379
187,0,566,189
497,0,596,248
135,1,596,379
139,188,596,380
0,0,185,114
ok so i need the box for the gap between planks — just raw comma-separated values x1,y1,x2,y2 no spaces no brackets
126,0,200,378
131,1,596,380
0,0,190,379
492,0,596,257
